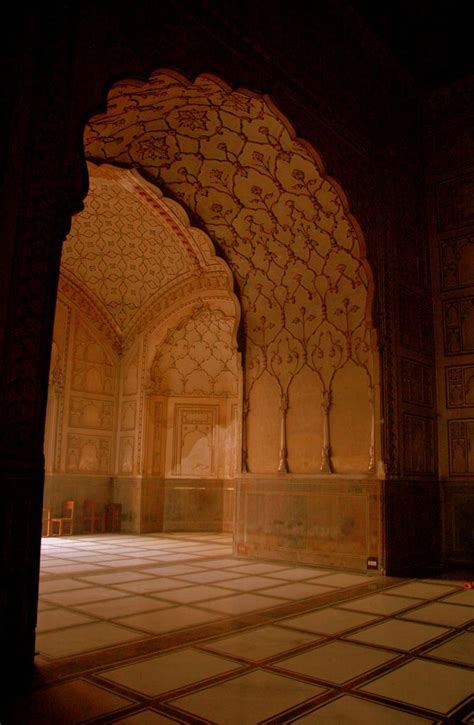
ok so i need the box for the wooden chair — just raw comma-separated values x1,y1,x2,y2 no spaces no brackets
50,500,75,536
42,507,51,537
82,500,101,534
102,503,122,533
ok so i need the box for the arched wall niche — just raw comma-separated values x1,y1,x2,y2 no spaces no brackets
44,161,242,533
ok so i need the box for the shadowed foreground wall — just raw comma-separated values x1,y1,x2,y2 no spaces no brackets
0,1,453,683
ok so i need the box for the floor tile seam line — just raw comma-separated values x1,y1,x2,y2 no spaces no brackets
261,688,345,725
388,615,472,639
88,662,248,707
332,688,455,721
395,610,474,627
163,680,331,725
342,616,460,651
193,634,331,665
254,684,338,725
341,634,457,657
35,616,262,682
348,686,452,719
414,651,474,670
356,651,474,700
266,650,411,691
448,695,474,723
138,663,257,704
152,700,215,725
385,585,466,599
98,706,207,725
87,639,251,679
187,586,390,620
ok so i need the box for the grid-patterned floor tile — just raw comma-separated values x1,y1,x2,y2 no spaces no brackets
281,607,380,635
169,670,326,724
98,647,243,697
425,631,474,666
115,605,222,634
24,680,135,723
346,618,451,651
360,659,474,714
36,622,146,658
34,534,473,724
275,640,399,684
292,694,434,723
201,625,320,661
399,601,474,627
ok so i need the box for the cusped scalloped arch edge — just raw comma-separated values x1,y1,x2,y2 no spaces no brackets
84,67,376,334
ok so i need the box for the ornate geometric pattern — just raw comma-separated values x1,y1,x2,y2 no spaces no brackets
150,304,238,397
61,163,231,342
85,72,375,407
446,365,474,407
448,419,474,475
62,169,190,331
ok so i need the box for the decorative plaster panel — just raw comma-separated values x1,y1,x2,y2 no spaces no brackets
71,320,115,395
172,404,219,477
120,401,136,431
123,348,140,395
443,297,474,355
402,414,435,475
437,173,474,233
401,358,434,407
398,233,430,290
446,365,474,408
65,434,111,474
443,482,474,562
69,397,114,430
440,235,474,290
428,116,474,172
235,477,382,571
119,436,135,474
399,288,434,354
448,420,474,475
151,401,164,475
150,303,238,397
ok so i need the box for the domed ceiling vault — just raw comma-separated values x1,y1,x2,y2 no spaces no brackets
84,71,378,474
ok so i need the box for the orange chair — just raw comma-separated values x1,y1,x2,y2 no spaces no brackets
42,508,51,537
50,500,75,536
102,503,122,533
82,500,101,534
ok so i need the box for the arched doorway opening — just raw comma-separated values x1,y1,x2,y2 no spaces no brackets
43,162,242,536
80,70,383,571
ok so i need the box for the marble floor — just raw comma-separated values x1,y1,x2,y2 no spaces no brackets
5,533,474,723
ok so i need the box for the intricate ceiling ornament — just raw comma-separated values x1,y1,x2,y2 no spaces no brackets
60,162,234,345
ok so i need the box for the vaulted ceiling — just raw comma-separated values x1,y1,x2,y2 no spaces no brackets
61,163,233,346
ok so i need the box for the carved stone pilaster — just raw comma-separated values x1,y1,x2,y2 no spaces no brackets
278,392,289,473
320,389,332,473
241,398,249,473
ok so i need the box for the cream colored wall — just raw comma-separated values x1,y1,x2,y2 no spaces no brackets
44,290,240,530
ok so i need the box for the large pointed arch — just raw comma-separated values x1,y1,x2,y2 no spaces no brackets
84,69,380,476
